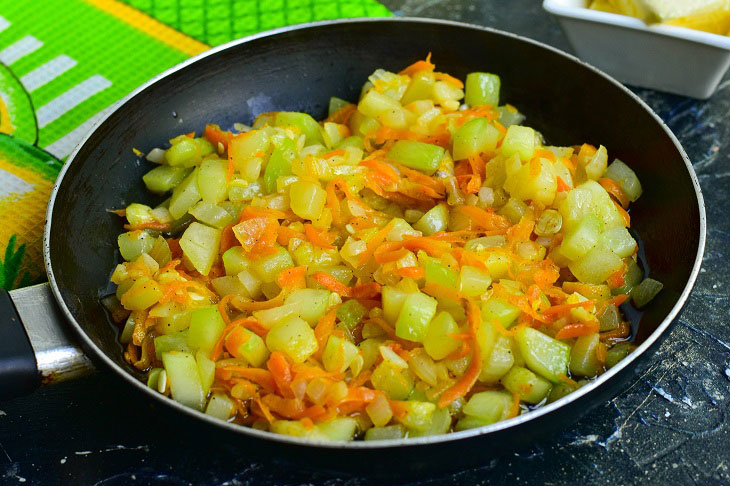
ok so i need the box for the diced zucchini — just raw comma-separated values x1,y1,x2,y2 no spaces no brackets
479,335,514,383
600,226,637,258
462,390,513,425
423,311,461,360
317,417,358,441
631,278,663,308
569,244,623,284
196,350,215,395
251,245,294,283
265,316,318,363
501,365,551,404
381,285,411,324
408,407,451,437
392,401,436,431
503,157,557,205
179,222,221,276
148,236,172,266
395,292,438,342
364,424,406,441
187,306,226,353
501,125,535,162
570,333,602,377
154,330,190,360
465,72,500,107
270,420,327,440
481,298,520,329
169,168,202,220
189,201,234,229
459,265,492,297
452,118,500,160
162,351,206,411
387,218,421,241
222,246,250,275
118,230,155,261
229,327,269,367
413,203,449,236
422,255,459,288
358,89,402,118
336,299,367,329
253,303,299,329
322,335,360,373
605,341,633,368
605,159,642,202
515,327,570,383
387,140,445,175
371,361,414,400
284,288,330,325
264,137,296,194
401,70,435,105
205,392,236,420
559,180,624,231
166,137,201,167
275,112,324,146
143,166,191,194
559,214,601,261
289,180,326,221
120,277,162,310
197,158,228,203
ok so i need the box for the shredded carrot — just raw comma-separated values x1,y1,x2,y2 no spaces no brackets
219,224,238,255
609,294,629,306
554,320,600,340
303,224,336,249
322,149,345,159
203,124,232,148
434,71,464,88
459,205,510,231
606,266,627,289
437,301,482,408
217,366,276,392
277,225,301,246
277,266,307,289
399,52,435,75
556,176,571,192
599,178,630,208
314,309,337,359
267,352,294,397
357,220,396,266
325,104,357,125
230,290,286,312
395,266,425,279
311,272,351,296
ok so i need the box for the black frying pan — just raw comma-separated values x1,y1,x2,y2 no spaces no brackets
0,18,705,475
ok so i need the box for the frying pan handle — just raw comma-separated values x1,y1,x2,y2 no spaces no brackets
0,283,94,400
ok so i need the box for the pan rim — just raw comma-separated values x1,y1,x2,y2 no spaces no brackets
43,16,706,450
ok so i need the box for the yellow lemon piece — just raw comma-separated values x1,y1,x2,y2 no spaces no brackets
663,9,730,35
643,0,730,21
588,0,655,21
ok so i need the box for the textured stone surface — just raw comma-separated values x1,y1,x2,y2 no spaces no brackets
2,1,729,484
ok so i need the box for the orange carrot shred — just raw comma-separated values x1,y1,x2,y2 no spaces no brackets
437,301,482,408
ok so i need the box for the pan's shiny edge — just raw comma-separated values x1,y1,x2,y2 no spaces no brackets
43,17,707,450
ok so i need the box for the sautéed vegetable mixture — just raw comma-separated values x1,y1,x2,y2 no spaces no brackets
104,56,663,441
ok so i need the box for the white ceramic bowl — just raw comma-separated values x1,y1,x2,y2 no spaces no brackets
543,0,730,98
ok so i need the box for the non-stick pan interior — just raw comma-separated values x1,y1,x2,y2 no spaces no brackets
48,19,701,397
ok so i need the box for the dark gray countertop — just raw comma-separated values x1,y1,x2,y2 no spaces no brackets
2,1,729,484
